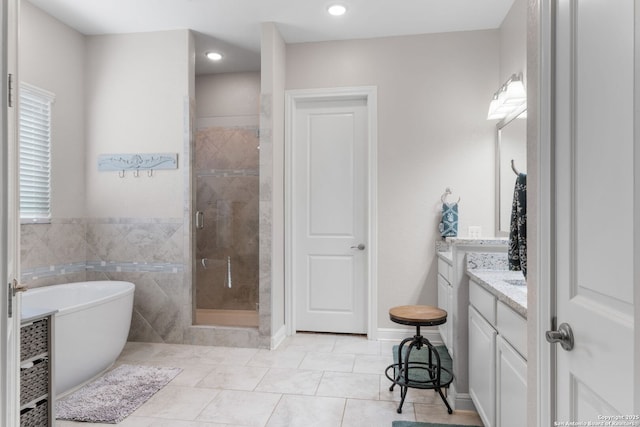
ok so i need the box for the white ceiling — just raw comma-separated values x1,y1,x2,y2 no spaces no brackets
28,0,516,75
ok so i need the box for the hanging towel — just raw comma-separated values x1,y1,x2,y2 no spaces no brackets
508,173,527,277
439,202,459,238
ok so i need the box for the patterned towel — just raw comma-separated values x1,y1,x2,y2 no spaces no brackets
439,202,458,238
508,173,527,277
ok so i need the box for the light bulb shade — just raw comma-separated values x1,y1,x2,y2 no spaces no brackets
487,98,504,120
328,4,347,15
206,52,223,61
487,75,527,120
503,80,526,104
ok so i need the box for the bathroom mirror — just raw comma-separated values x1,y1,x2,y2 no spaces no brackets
496,109,527,235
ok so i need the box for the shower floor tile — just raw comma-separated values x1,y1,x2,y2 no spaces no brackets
54,333,484,427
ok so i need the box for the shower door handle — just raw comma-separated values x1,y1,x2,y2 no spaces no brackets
195,211,204,229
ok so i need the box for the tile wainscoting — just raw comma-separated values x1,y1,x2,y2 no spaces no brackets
20,218,268,348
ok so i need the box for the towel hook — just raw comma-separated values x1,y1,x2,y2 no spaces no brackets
511,159,520,175
118,170,125,178
441,187,461,204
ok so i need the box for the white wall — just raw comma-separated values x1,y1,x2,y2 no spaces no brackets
20,0,86,218
286,30,499,329
499,0,527,83
261,23,287,343
84,30,192,218
195,72,260,119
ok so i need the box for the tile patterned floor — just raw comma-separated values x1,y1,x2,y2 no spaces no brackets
56,333,484,427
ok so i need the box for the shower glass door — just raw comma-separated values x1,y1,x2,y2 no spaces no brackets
194,126,259,327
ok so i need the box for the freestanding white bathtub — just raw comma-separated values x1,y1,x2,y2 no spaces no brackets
21,281,135,396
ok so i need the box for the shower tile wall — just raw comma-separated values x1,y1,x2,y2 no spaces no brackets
195,126,259,312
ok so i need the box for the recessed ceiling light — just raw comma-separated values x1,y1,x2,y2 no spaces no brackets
328,4,347,16
206,52,223,61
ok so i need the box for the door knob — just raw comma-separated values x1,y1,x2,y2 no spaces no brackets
350,243,366,250
545,322,574,351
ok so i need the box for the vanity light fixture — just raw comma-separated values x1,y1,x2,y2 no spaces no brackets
328,4,347,16
206,51,223,61
487,73,526,120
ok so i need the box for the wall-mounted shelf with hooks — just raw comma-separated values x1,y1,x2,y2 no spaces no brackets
98,153,178,177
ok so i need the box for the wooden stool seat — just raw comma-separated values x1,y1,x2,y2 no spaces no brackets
388,305,447,327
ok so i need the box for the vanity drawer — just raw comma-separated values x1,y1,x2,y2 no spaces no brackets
469,279,496,326
437,257,452,282
496,302,527,359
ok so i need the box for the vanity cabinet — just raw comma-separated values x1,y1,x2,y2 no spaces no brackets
496,335,527,427
435,240,508,411
437,256,453,355
468,306,496,427
468,279,526,427
20,311,55,427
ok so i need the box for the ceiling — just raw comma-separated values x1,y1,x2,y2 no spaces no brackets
28,0,516,75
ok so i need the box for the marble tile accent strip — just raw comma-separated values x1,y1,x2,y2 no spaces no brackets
196,169,259,177
21,262,87,281
86,261,184,273
21,261,183,282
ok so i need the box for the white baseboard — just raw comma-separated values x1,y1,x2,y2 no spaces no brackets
450,383,476,411
270,325,287,350
377,327,443,345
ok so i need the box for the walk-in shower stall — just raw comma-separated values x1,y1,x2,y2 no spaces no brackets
194,125,259,327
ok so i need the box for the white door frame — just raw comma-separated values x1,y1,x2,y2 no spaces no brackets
532,0,554,425
534,1,640,424
1,0,20,424
284,86,378,338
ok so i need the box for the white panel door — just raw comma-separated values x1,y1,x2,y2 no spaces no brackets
1,0,20,424
292,97,368,334
553,0,635,421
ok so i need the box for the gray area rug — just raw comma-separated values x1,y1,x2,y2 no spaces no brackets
56,364,182,424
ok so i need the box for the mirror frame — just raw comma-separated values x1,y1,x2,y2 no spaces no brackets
495,107,527,237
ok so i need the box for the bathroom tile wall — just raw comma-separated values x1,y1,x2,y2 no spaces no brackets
20,218,187,343
20,220,88,287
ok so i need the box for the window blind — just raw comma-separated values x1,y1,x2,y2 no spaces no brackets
19,84,54,221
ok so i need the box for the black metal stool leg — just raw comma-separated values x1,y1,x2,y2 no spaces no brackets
397,383,408,413
390,336,413,392
437,387,453,414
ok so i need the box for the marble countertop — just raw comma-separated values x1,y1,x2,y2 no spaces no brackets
446,237,509,246
466,269,527,318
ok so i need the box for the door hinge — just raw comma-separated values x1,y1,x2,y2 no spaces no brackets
7,73,13,107
7,282,12,318
7,279,27,318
